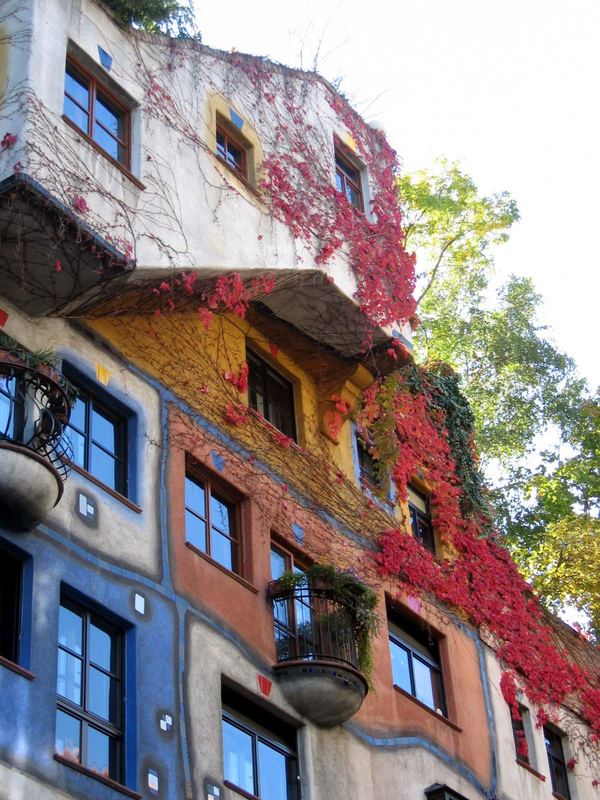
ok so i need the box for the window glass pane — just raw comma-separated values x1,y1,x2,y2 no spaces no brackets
226,139,244,172
89,622,114,671
55,709,81,763
185,476,205,515
93,123,120,161
553,759,570,798
64,96,89,132
211,528,235,572
65,67,89,109
270,547,287,580
96,93,124,140
90,444,118,490
57,649,82,705
389,638,412,694
185,510,206,551
216,129,226,159
210,493,232,535
69,396,87,432
335,171,344,193
67,427,86,467
58,605,83,653
413,657,436,710
86,726,117,779
223,719,254,794
91,406,117,454
0,378,14,436
258,740,289,800
89,666,119,722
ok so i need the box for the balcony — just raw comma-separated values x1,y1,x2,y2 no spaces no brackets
268,574,372,727
0,348,73,528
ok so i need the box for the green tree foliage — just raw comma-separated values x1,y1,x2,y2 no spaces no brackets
103,0,197,37
398,159,599,633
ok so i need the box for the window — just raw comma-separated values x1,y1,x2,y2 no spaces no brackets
63,57,130,167
512,705,531,764
408,486,435,553
335,147,364,211
65,380,127,496
544,726,572,800
270,543,312,662
388,616,446,715
247,350,297,440
55,596,124,782
0,547,22,664
185,470,241,574
222,685,299,800
216,123,248,179
357,436,379,488
425,784,469,800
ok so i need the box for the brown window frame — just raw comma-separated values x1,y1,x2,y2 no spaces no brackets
215,121,249,180
184,463,243,577
335,147,364,212
408,485,436,554
63,56,131,171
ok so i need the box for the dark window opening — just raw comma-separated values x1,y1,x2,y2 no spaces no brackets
388,613,446,716
185,470,241,575
408,486,435,553
64,57,130,168
544,725,571,800
0,548,22,664
216,123,248,179
512,705,530,764
55,596,124,783
247,350,296,441
335,148,364,211
222,684,299,800
356,435,379,488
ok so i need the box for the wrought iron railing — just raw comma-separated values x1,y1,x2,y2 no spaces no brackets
268,581,360,670
0,350,73,481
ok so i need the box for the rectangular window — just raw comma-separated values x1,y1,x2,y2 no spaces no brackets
63,57,130,168
0,547,22,664
512,705,531,764
247,349,296,441
185,471,241,574
408,486,435,553
388,617,446,715
335,148,364,211
357,436,379,488
55,596,124,782
270,542,312,663
222,685,299,800
544,726,571,800
65,381,128,496
216,123,248,179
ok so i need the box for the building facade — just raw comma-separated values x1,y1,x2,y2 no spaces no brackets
0,2,598,800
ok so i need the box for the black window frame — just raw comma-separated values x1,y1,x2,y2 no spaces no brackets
185,465,243,576
247,349,297,442
222,686,299,800
408,485,436,554
0,545,23,665
64,375,129,498
55,594,125,783
544,725,572,800
388,616,447,716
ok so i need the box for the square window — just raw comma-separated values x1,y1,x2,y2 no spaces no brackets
544,725,572,799
185,468,242,575
215,118,251,181
64,375,128,497
222,685,299,800
335,147,364,212
63,56,130,168
55,595,125,783
247,349,297,441
0,546,23,665
388,614,446,716
408,485,435,554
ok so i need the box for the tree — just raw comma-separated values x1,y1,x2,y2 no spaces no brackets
104,0,197,37
398,159,598,633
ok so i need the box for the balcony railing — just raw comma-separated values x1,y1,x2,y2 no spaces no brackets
268,580,360,670
0,349,73,481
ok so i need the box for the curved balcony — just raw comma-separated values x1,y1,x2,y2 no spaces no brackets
0,349,73,528
268,580,369,727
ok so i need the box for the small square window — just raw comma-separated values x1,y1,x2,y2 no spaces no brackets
388,613,446,716
247,349,297,441
335,147,364,211
408,486,435,553
185,468,242,575
222,685,299,800
64,377,128,497
0,546,23,665
216,118,250,180
544,725,572,800
63,56,130,168
55,595,125,783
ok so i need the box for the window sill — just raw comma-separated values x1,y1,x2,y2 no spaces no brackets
249,408,304,452
54,753,141,799
62,115,145,191
0,654,35,680
69,462,142,513
516,759,546,781
224,779,260,800
213,154,262,199
392,684,462,732
185,542,258,593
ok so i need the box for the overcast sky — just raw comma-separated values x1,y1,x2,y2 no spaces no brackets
195,0,600,387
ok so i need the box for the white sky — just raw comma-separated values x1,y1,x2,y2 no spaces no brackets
195,0,600,387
